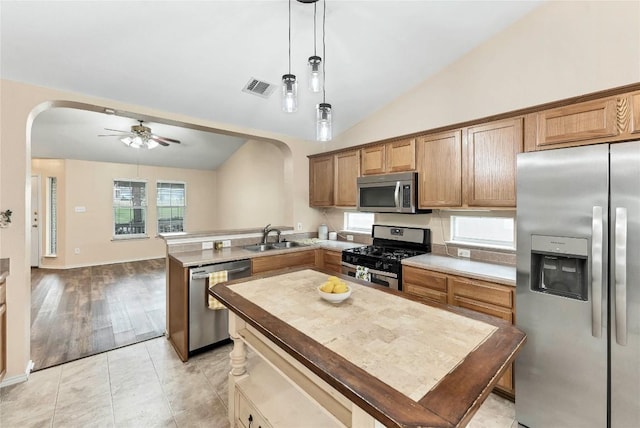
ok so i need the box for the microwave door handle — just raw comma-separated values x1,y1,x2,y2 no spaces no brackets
394,181,401,211
614,207,628,346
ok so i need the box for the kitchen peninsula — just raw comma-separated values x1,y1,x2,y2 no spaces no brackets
211,269,526,427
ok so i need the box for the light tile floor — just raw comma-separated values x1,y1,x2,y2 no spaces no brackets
0,337,516,427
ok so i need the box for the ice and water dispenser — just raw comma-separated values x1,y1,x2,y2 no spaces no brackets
530,235,589,301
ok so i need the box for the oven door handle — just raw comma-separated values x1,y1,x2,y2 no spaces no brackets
341,262,398,279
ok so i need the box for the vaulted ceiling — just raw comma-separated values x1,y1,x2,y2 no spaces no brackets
1,0,541,169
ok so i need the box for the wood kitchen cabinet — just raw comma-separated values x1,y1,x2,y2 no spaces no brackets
416,130,462,208
251,250,316,275
334,150,360,207
402,265,516,397
630,91,640,134
361,138,416,176
465,117,523,207
309,155,334,207
0,279,5,382
316,249,342,274
168,256,189,362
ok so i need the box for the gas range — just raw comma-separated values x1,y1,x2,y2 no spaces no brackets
341,225,431,291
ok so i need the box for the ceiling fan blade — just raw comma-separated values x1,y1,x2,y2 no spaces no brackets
104,128,130,133
98,134,129,137
150,137,170,147
152,135,181,144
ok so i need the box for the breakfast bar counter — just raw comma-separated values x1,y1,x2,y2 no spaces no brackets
210,268,526,427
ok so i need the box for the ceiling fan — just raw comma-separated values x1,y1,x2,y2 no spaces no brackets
99,120,181,149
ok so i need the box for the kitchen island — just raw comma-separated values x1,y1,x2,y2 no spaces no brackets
210,268,526,427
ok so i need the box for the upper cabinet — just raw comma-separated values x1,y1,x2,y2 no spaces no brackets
465,118,523,207
416,130,462,208
309,155,334,207
334,150,360,207
361,138,416,176
630,91,640,135
309,150,359,208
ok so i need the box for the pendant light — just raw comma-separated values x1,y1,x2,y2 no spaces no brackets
316,0,332,141
307,2,323,93
282,0,298,113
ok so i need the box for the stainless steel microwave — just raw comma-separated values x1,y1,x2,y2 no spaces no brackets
357,172,429,214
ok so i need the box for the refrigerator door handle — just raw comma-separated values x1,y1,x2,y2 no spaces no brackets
614,207,628,346
591,206,603,338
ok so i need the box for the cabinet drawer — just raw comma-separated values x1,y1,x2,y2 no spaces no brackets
453,296,513,323
450,276,513,309
402,266,448,292
237,389,271,428
404,283,447,304
252,250,316,275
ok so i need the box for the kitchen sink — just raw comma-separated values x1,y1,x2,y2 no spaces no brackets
243,241,308,252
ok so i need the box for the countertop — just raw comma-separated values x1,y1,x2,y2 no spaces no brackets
169,240,364,268
211,268,526,427
402,254,516,287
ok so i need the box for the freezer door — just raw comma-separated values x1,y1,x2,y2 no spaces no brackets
515,144,609,428
610,141,640,427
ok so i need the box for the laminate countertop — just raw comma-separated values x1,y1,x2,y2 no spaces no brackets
211,268,526,427
402,254,516,287
169,240,364,268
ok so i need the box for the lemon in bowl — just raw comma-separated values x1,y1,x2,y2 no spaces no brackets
317,277,352,303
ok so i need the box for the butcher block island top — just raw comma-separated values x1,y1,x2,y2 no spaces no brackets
210,268,525,428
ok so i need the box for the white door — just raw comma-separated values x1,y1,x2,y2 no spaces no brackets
31,175,40,267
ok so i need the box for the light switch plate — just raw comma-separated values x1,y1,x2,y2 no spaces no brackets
202,241,214,250
457,248,471,258
222,240,231,248
346,235,354,241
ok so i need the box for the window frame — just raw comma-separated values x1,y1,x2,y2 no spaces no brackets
156,180,186,234
449,214,515,250
113,179,148,239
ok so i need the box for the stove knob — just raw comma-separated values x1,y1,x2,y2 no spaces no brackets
375,261,383,269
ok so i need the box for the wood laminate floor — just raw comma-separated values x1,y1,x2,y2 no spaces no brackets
30,258,166,371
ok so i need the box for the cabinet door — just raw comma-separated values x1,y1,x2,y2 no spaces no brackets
416,130,462,208
309,156,334,207
630,92,640,134
334,150,360,207
536,98,618,147
321,249,342,274
402,266,448,304
386,138,416,172
465,118,523,207
251,250,316,275
168,257,189,362
361,145,386,175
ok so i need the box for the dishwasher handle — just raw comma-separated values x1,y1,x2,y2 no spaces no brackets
191,266,250,280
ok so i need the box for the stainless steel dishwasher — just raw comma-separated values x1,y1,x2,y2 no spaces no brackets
188,259,251,354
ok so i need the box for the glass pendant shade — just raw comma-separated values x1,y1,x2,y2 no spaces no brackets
307,56,323,92
281,74,298,113
316,102,332,141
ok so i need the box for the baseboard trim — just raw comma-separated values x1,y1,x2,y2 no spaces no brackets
0,360,34,389
37,256,165,270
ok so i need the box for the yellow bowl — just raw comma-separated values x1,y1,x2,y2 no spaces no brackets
317,285,352,303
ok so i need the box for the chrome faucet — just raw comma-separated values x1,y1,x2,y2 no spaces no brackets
261,224,281,244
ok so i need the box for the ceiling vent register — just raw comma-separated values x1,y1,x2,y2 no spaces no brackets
242,78,277,98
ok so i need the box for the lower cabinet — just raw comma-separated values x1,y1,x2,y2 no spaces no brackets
317,249,342,274
251,250,316,275
402,265,516,398
0,303,6,382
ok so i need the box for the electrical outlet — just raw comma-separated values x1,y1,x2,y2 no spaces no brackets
74,248,80,254
222,240,231,248
297,222,303,231
457,248,471,258
346,235,354,241
202,241,214,250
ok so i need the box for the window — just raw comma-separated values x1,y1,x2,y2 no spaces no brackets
343,212,374,233
157,182,186,233
113,180,147,238
45,177,57,255
450,215,515,249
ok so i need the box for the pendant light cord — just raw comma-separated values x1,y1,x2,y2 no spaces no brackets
313,3,317,57
288,0,292,74
322,0,326,103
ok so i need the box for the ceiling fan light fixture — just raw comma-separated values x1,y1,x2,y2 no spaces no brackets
121,135,159,150
316,102,332,142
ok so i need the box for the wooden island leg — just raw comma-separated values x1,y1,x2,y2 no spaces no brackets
228,313,247,426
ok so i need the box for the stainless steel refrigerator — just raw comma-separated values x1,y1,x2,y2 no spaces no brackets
515,141,640,427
